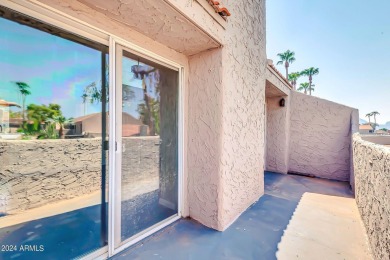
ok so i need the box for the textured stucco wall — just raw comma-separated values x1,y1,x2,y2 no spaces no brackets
289,91,357,181
188,49,223,230
353,134,390,259
219,0,266,230
187,0,266,230
0,137,159,214
265,96,290,174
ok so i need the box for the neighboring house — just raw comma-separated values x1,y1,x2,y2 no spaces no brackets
374,129,388,135
74,112,146,137
0,99,20,133
8,118,23,133
359,124,373,134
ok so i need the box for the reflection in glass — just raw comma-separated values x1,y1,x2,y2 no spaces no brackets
0,7,108,259
119,51,178,242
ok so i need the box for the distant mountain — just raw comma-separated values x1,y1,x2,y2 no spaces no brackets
359,118,367,124
378,121,390,130
359,118,390,129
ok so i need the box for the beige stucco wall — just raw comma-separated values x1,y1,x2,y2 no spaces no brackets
352,134,390,259
188,1,266,230
219,0,266,229
265,96,290,174
264,89,358,182
288,91,357,181
188,49,223,230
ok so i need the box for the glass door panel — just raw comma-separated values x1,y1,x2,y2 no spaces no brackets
0,6,108,259
114,46,179,247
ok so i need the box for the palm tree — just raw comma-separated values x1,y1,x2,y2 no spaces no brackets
300,67,319,95
288,72,301,90
15,82,32,121
48,115,73,138
277,50,296,79
298,82,310,94
365,113,372,123
371,111,380,130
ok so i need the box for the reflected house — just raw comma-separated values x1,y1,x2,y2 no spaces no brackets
73,112,147,137
359,124,374,134
0,99,20,133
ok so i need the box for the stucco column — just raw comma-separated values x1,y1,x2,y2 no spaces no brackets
188,0,267,231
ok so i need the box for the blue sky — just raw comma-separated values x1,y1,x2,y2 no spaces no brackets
266,0,390,124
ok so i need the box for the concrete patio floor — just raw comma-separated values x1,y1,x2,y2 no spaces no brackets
113,171,372,260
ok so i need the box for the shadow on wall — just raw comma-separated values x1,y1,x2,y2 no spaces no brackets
266,91,359,182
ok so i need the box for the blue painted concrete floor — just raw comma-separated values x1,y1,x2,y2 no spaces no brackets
113,172,353,260
0,191,175,260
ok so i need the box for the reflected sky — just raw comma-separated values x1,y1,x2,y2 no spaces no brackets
0,17,102,118
0,16,160,120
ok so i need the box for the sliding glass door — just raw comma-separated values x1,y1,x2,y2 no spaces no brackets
0,4,182,259
113,45,180,248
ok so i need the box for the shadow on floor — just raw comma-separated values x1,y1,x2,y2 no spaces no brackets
113,172,353,260
0,190,176,260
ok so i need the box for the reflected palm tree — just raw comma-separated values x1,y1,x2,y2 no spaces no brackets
14,82,31,122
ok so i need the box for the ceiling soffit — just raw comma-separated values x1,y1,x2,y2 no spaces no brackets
78,0,221,55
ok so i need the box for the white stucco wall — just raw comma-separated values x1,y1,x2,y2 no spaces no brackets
288,91,358,181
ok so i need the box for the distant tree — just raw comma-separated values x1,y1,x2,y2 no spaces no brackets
288,72,301,90
26,103,62,134
47,115,73,138
371,111,380,130
14,82,31,122
298,82,310,94
82,82,134,115
380,128,388,132
300,67,319,96
365,112,372,123
277,50,296,79
9,111,22,119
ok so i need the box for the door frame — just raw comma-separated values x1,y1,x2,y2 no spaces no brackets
108,37,185,257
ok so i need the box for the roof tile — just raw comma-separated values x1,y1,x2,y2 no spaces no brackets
207,0,231,19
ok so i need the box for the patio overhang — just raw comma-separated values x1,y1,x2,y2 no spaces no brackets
265,60,292,97
76,0,222,55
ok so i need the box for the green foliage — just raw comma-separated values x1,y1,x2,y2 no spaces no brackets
37,123,58,139
288,72,301,88
15,82,31,96
16,103,70,139
138,98,160,135
9,111,22,119
27,103,62,122
276,50,296,65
